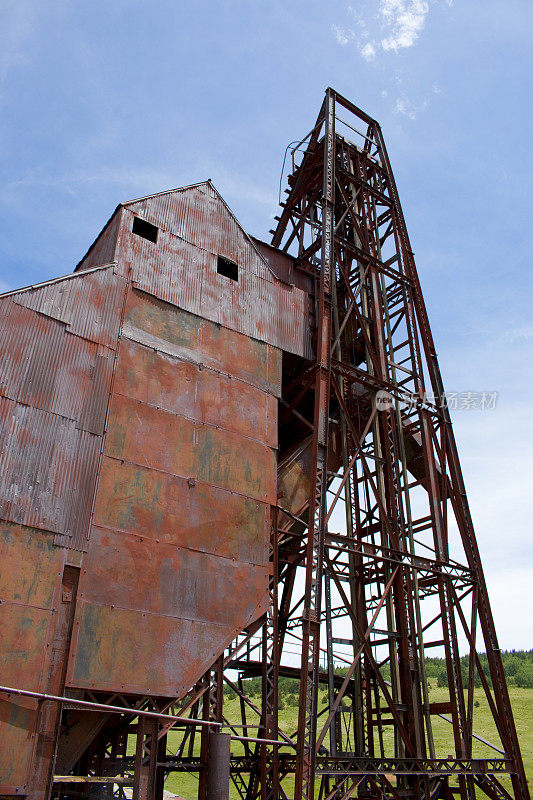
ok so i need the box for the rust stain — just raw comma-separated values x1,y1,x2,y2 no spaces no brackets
114,336,278,447
67,592,268,697
104,393,277,504
123,288,282,396
94,457,269,565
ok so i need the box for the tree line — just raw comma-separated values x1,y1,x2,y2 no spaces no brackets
227,650,533,705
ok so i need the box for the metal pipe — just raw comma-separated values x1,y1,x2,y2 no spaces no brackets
230,734,295,747
207,731,230,800
0,685,221,729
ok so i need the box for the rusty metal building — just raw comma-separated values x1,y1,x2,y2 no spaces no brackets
0,91,528,800
0,180,312,794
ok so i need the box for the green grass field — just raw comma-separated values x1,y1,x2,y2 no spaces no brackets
163,687,532,799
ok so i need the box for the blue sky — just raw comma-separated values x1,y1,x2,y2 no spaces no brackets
1,0,532,648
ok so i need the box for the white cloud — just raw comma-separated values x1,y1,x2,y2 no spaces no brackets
394,96,416,119
501,322,533,343
380,0,429,51
333,0,435,62
331,24,355,46
360,41,376,61
393,95,428,119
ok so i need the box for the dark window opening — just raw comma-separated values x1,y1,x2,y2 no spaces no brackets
132,216,159,243
217,255,238,282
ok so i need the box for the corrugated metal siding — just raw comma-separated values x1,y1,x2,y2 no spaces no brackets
12,266,126,348
125,183,262,275
76,206,123,272
124,225,207,310
0,266,127,551
0,300,114,432
121,184,314,358
251,236,314,295
0,397,101,548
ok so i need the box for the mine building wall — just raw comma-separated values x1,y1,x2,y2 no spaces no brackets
0,181,313,795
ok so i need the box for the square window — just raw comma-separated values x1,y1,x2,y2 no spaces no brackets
217,255,238,281
132,216,158,243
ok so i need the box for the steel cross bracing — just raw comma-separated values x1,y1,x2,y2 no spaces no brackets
49,90,528,800
259,88,526,800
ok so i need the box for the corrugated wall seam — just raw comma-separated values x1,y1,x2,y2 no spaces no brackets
0,262,117,299
101,452,272,505
85,520,270,567
120,327,281,399
62,271,132,551
110,389,275,450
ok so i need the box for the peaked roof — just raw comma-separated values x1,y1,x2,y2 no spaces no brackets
78,179,280,281
121,180,212,207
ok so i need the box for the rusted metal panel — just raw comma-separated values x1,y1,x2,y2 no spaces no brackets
0,397,101,547
0,522,63,608
114,337,277,448
126,219,207,308
0,694,38,793
66,182,314,356
251,236,315,295
0,267,126,552
104,393,276,504
0,523,65,794
0,300,114,434
76,206,123,272
120,185,314,358
11,265,126,349
94,457,269,565
64,257,279,699
75,526,269,624
125,183,264,276
0,524,62,699
67,594,268,697
126,239,313,357
198,266,312,361
75,349,115,436
123,288,282,397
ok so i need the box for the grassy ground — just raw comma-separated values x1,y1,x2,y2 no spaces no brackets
162,686,532,799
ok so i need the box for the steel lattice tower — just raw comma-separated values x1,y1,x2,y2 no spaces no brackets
241,88,527,800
